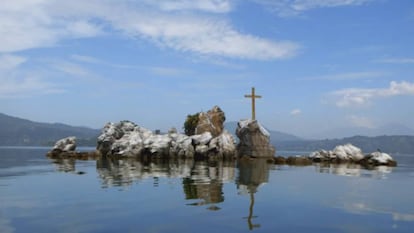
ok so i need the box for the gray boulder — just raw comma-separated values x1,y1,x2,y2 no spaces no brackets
53,136,77,152
236,119,275,158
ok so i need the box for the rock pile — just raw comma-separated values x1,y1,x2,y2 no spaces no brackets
45,107,397,168
96,107,236,159
308,143,396,166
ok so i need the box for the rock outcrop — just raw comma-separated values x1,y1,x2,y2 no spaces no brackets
309,143,364,162
360,151,397,166
47,136,100,159
307,143,396,166
96,106,236,159
195,106,225,137
53,136,77,152
270,144,397,167
236,119,275,158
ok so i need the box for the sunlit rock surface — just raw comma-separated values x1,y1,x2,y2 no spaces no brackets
96,120,236,159
361,151,397,166
53,136,77,152
49,105,236,160
97,121,152,156
195,106,225,137
236,119,275,158
308,143,396,166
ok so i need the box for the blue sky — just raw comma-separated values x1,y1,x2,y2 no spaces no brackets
1,0,414,139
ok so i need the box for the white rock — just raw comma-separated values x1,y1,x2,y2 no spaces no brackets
53,136,77,152
238,119,250,129
344,143,364,161
309,144,396,166
218,130,236,154
237,119,270,137
333,145,348,160
144,135,172,154
332,144,363,160
191,132,213,145
97,120,235,158
368,152,394,164
309,151,322,159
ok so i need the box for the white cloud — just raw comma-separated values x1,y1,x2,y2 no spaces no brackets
142,0,233,13
0,0,299,60
290,108,302,116
290,0,372,11
51,61,93,77
0,54,27,71
104,9,299,60
304,71,386,81
0,55,65,98
70,54,137,69
332,81,414,107
65,20,103,38
252,0,372,17
70,54,102,64
0,1,103,53
347,115,375,128
0,75,65,98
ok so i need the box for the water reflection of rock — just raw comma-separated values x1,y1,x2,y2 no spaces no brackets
315,163,394,179
183,160,236,208
51,158,76,172
237,158,269,194
96,157,236,206
237,158,271,230
51,158,89,175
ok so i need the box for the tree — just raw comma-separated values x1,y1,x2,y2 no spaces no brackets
184,113,199,136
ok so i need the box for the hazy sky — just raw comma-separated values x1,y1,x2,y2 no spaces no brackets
1,0,413,138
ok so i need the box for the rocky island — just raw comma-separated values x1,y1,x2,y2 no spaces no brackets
47,105,397,167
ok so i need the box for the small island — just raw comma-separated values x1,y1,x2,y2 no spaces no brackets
47,105,397,167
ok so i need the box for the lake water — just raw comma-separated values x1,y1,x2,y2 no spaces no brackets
1,147,414,233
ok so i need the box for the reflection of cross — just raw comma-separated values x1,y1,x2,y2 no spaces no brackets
243,191,260,230
244,87,262,120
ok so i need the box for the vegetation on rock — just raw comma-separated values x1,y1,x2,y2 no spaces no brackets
183,113,200,136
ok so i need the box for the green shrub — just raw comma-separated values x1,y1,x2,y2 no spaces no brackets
184,113,199,136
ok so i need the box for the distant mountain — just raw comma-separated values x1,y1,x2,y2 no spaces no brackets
276,135,414,154
0,113,100,146
308,123,414,140
224,121,303,142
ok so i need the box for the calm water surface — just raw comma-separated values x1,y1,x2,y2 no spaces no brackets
1,147,414,233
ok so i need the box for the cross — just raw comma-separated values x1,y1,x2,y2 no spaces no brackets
244,87,261,120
